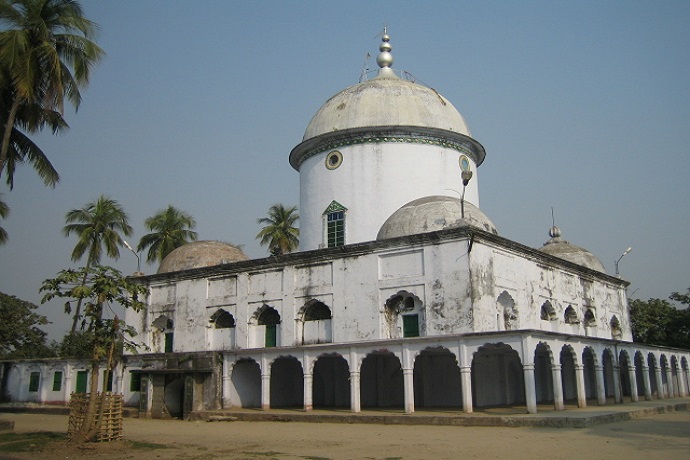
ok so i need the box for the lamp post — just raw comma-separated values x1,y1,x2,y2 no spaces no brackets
460,170,473,219
614,247,632,276
123,240,142,274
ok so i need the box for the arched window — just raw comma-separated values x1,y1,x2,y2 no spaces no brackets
564,306,579,324
584,308,596,327
540,301,556,321
323,201,347,248
258,306,280,348
304,301,332,321
384,292,422,338
610,316,622,339
210,309,235,329
497,291,517,330
152,314,174,353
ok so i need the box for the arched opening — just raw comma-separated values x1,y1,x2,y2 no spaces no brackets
383,292,424,339
564,306,579,325
152,314,174,353
648,353,659,398
584,308,596,327
256,305,281,348
313,354,350,408
360,351,403,408
413,347,462,408
163,375,185,418
582,347,597,401
301,300,333,344
497,292,517,330
229,359,261,408
534,343,554,404
610,316,622,340
540,301,556,321
270,356,303,408
618,351,632,399
209,309,235,350
603,349,616,401
634,352,646,398
560,345,578,402
472,343,524,408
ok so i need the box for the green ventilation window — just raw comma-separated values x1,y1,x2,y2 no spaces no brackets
265,324,277,348
164,332,174,353
29,372,40,392
323,201,347,248
52,371,63,391
402,314,420,338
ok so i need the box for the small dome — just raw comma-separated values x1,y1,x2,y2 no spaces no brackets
377,195,498,240
539,227,606,273
157,240,249,274
303,78,471,142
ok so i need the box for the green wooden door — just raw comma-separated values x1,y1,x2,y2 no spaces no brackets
76,371,88,393
402,314,419,338
265,324,277,347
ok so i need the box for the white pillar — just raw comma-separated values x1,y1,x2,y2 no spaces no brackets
641,365,652,401
349,349,361,413
523,364,537,414
460,365,473,413
666,367,675,398
551,364,565,410
628,366,639,402
655,365,665,398
403,367,414,414
612,365,622,403
574,365,587,408
261,354,271,410
303,373,313,411
594,365,607,406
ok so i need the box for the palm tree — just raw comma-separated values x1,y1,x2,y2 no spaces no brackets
256,204,299,256
63,195,131,332
0,0,104,182
0,85,64,188
137,205,198,264
0,195,9,244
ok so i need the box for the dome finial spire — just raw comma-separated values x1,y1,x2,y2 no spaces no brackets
376,27,396,78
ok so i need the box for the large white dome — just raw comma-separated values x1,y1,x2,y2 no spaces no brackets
303,77,471,142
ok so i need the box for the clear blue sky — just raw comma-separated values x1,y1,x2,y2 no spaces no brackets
1,1,689,340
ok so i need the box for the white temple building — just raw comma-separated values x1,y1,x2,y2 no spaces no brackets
2,34,689,418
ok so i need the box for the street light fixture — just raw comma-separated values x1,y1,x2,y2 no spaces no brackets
614,247,632,276
460,170,473,219
123,240,141,274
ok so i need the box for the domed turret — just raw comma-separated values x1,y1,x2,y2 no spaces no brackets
291,32,488,251
158,240,248,274
539,227,606,273
377,195,498,240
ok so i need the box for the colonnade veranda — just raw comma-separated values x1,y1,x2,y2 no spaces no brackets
221,331,690,414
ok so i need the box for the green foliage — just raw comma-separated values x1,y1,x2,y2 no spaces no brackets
58,330,95,359
137,205,198,263
0,194,8,244
0,0,104,186
256,204,299,256
40,265,146,361
629,290,690,349
0,431,65,453
0,291,54,359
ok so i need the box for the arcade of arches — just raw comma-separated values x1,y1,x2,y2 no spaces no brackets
224,333,690,414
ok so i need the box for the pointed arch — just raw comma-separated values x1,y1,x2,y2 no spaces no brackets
383,291,424,339
540,301,556,321
564,306,579,324
497,291,517,330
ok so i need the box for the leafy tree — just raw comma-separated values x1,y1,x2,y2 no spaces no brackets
63,195,132,332
137,205,198,264
256,204,299,256
0,0,104,183
41,265,145,443
0,194,8,244
670,288,690,307
0,291,54,359
629,293,690,349
57,329,94,359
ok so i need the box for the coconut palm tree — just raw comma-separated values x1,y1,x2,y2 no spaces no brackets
137,205,198,264
256,204,299,256
0,0,104,182
63,195,131,332
0,85,64,188
0,195,9,244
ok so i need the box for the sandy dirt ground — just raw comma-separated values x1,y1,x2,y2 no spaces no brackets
1,409,690,460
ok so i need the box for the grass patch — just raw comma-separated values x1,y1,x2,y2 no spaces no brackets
245,452,285,457
302,456,333,460
128,439,169,450
0,431,65,453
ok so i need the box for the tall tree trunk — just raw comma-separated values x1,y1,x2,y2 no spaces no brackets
74,300,103,443
86,317,119,441
70,267,90,334
0,98,21,180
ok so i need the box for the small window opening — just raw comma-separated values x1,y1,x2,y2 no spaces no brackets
52,371,63,391
28,372,40,392
211,310,236,329
304,301,332,321
564,306,579,324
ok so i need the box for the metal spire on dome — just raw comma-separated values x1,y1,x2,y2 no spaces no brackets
375,27,397,79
